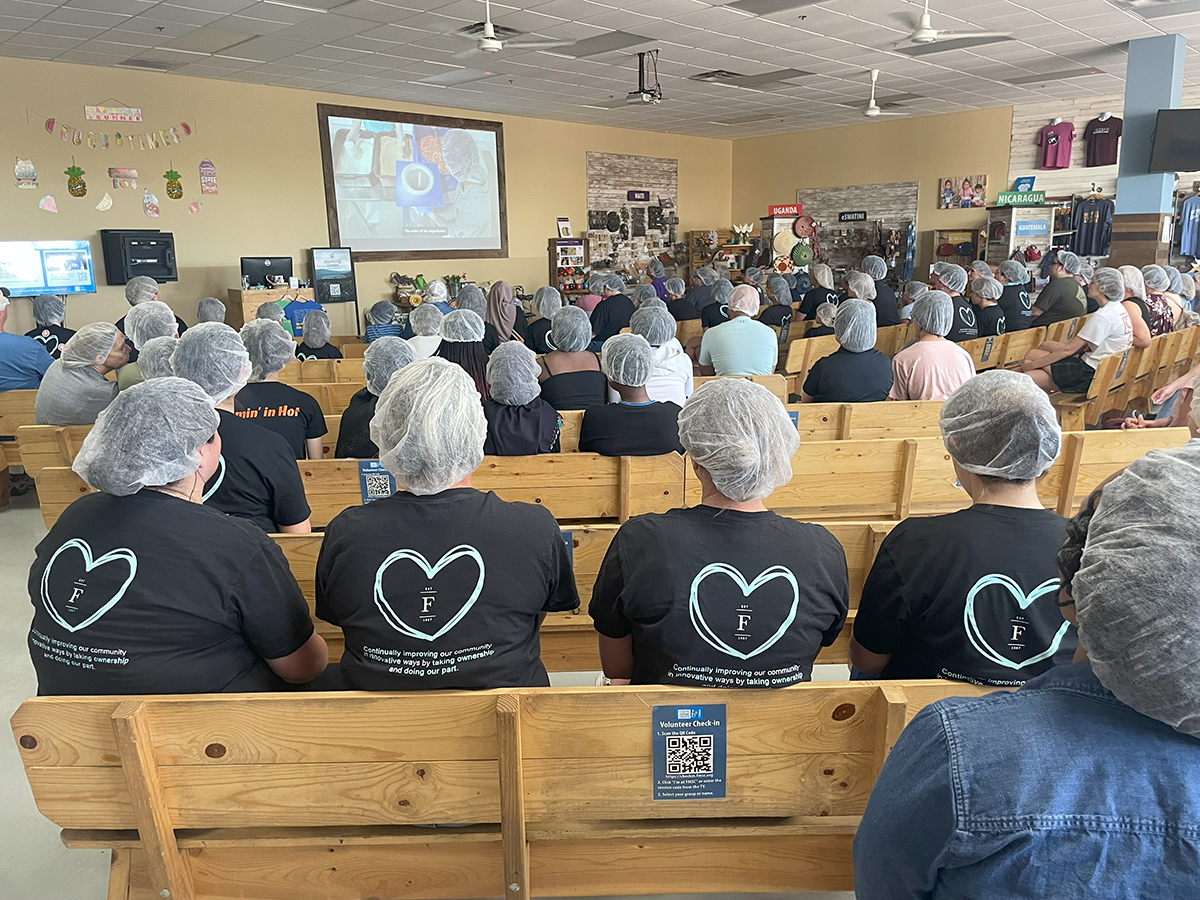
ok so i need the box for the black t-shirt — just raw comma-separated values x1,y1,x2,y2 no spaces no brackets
204,409,311,532
667,298,700,321
701,303,730,328
524,317,553,355
854,504,1077,685
758,305,793,329
540,369,608,411
483,322,502,355
873,281,900,327
590,294,636,343
335,387,378,459
578,401,684,456
235,381,328,459
998,282,1033,330
977,304,1006,336
684,284,713,310
483,397,561,455
802,347,893,402
945,294,980,343
316,488,579,690
115,313,187,362
589,506,848,686
28,490,313,695
799,287,839,320
295,342,342,360
24,324,75,359
804,325,835,338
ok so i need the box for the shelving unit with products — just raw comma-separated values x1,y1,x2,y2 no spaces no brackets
686,230,753,282
934,228,986,268
548,238,589,296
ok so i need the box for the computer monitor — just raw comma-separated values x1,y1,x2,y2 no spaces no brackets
240,256,293,288
0,240,97,296
1148,109,1200,173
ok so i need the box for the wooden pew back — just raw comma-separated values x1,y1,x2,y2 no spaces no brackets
959,333,1007,370
1054,427,1192,516
996,326,1046,367
0,388,38,465
335,357,367,382
291,381,364,416
13,425,90,477
694,374,788,403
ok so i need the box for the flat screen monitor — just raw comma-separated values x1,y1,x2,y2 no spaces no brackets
1148,109,1200,173
311,247,356,305
0,240,96,296
240,256,293,288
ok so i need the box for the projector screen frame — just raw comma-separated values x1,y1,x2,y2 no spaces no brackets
317,102,509,262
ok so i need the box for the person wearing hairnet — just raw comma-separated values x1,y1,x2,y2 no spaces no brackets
537,306,607,410
235,319,328,460
1122,364,1198,435
281,294,325,339
407,303,443,359
588,274,635,350
759,275,795,331
429,128,499,239
1114,265,1153,349
700,278,736,329
296,310,343,360
114,276,187,363
364,300,402,343
196,297,226,325
172,323,311,534
853,369,1074,682
616,306,693,406
579,334,684,457
1077,262,1095,300
255,299,295,338
930,263,979,343
336,337,415,459
136,336,177,380
1141,265,1183,335
663,276,699,322
854,441,1200,898
436,309,491,400
996,259,1033,330
576,272,605,313
28,377,327,694
805,301,837,338
801,300,892,403
1031,250,1086,326
1018,267,1132,394
889,291,975,401
315,357,578,691
970,260,993,280
0,290,53,390
630,283,658,309
524,286,562,355
24,293,75,359
799,263,839,321
483,341,562,455
969,276,1006,336
589,378,847,686
642,258,667,301
897,280,928,324
117,300,180,391
454,283,502,353
684,266,717,313
486,280,527,345
698,285,779,376
35,323,126,425
861,255,900,327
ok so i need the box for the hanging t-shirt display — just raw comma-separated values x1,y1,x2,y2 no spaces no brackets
1179,193,1199,257
1071,196,1114,257
589,506,848,687
853,504,1076,685
316,488,579,691
1036,121,1076,170
204,409,311,533
1082,116,1122,167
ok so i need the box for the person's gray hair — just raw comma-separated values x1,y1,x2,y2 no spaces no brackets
1055,251,1081,276
937,263,968,294
125,300,178,347
549,306,592,352
665,277,686,297
240,319,297,381
170,322,251,405
301,310,332,348
196,297,226,323
32,293,65,326
410,303,443,336
971,277,1003,301
441,308,485,343
834,299,876,352
727,284,760,316
861,255,887,280
600,333,654,388
61,323,121,370
911,290,953,337
846,271,877,302
456,285,487,318
137,336,177,379
363,336,415,396
367,300,396,326
814,302,837,327
767,275,791,305
534,286,563,319
631,306,675,347
998,259,1030,285
124,275,158,306
647,259,665,278
486,340,541,406
255,301,284,323
1093,267,1125,305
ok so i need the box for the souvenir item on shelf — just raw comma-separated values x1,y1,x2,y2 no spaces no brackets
790,242,813,267
793,215,816,238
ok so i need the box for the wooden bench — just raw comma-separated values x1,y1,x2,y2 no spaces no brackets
0,388,38,465
1049,350,1126,431
10,681,997,900
995,326,1046,368
340,342,367,358
873,323,913,358
959,333,1007,370
1045,315,1088,344
1053,427,1192,516
291,381,364,417
694,374,788,403
787,401,946,441
675,319,703,346
780,333,840,397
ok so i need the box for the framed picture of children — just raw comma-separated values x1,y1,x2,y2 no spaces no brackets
938,175,988,209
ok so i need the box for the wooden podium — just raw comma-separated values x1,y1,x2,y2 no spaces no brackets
225,287,315,329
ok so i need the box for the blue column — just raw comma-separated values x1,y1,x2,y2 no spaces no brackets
1115,34,1185,215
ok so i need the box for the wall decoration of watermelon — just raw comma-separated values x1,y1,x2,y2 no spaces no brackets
163,166,182,200
65,161,86,197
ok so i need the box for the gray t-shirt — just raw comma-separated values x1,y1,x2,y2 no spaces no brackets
34,361,118,425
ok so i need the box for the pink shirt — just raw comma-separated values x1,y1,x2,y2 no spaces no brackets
575,293,602,312
889,338,976,401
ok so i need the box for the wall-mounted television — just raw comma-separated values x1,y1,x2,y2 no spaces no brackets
0,240,96,296
1148,109,1200,173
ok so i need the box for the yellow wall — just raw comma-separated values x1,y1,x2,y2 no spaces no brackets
730,106,1014,277
0,56,731,335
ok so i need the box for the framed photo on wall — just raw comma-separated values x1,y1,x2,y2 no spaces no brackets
317,103,509,261
938,174,988,210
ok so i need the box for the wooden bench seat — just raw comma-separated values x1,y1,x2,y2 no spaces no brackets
787,400,946,441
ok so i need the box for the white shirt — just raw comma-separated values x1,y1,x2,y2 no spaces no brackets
408,334,442,359
607,339,694,406
1077,301,1132,369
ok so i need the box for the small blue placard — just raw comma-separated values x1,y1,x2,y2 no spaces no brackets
788,410,799,427
358,460,396,504
1015,220,1049,236
561,530,573,565
1013,176,1036,192
981,335,995,361
652,703,727,801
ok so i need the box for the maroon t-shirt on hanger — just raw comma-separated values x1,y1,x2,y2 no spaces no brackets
1083,116,1122,167
1037,121,1076,170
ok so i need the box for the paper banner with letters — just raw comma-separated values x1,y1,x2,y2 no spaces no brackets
85,106,141,122
40,115,195,151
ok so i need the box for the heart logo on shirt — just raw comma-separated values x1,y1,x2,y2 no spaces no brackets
34,332,60,356
688,563,799,661
40,538,138,633
958,307,976,328
1020,291,1032,310
297,353,317,361
964,575,1069,670
373,544,485,641
201,455,225,503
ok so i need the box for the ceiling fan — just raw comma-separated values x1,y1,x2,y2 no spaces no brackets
893,0,1010,45
863,70,907,118
453,0,575,57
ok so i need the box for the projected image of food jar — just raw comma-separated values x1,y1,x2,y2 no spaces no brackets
395,160,445,207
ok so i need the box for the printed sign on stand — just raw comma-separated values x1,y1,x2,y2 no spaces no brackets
652,703,727,801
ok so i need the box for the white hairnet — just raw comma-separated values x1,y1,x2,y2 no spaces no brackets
936,263,968,294
137,336,176,379
862,256,887,280
783,273,797,289
835,299,876,352
1141,265,1169,291
1191,369,1199,434
441,308,485,343
72,377,218,496
196,297,226,323
171,322,251,405
425,279,450,302
970,260,992,279
713,279,734,307
62,323,121,369
455,284,486,318
678,378,798,502
0,293,8,312
727,284,760,316
367,300,396,325
665,277,686,297
441,129,486,184
601,333,653,387
363,336,415,396
940,370,1060,480
1092,267,1125,304
695,267,717,286
1178,271,1195,302
815,302,837,327
587,272,606,293
1163,266,1183,295
1118,265,1146,301
811,263,833,290
1055,251,1081,276
903,281,929,301
744,267,764,286
125,300,177,347
604,274,625,293
631,306,675,347
486,340,541,406
371,357,486,495
911,290,953,337
647,259,665,278
534,286,563,319
549,306,591,352
301,310,332,348
1078,263,1094,286
971,277,1003,301
240,319,296,381
767,275,791,305
32,293,65,325
846,271,877,301
410,303,443,336
124,275,158,306
256,301,284,322
632,284,658,307
999,259,1030,284
1074,441,1200,737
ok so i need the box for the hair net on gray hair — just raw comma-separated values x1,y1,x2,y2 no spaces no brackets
631,306,675,347
743,267,764,286
256,301,284,323
846,271,877,302
71,377,218,497
727,284,760,316
196,297,226,323
441,308,485,343
1142,265,1169,291
367,300,396,325
425,279,450,303
533,286,563,319
486,340,541,406
632,283,658,307
371,357,486,495
936,263,968,294
125,300,178,347
647,259,665,278
862,256,887,280
587,272,606,294
999,259,1030,285
970,260,992,279
1078,263,1094,286
137,336,176,380
903,281,929,301
712,279,734,307
939,370,1060,480
678,378,798,502
240,319,297,381
665,277,686,297
410,303,443,336
171,322,251,405
1118,265,1146,301
695,267,717,286
441,129,486,184
1092,267,1125,304
455,284,486,318
835,299,876,352
1055,251,1081,276
124,275,158,306
971,277,1003,301
814,302,837,327
911,290,953,337
32,293,65,326
549,305,591,352
811,263,833,290
301,310,332,348
1163,265,1183,295
62,323,121,370
363,336,415,396
1073,441,1200,737
601,333,653,387
767,275,791,305
604,274,625,294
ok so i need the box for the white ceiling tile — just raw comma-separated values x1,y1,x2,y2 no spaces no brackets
6,28,80,46
140,5,228,26
26,18,104,35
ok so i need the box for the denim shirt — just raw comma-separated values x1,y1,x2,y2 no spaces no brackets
853,663,1200,899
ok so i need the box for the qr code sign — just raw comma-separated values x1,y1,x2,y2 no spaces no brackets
665,734,713,775
364,473,392,499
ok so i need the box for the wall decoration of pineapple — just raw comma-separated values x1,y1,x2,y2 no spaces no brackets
163,165,183,200
65,159,86,197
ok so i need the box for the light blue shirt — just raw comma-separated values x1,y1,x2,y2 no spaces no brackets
0,331,52,391
698,315,778,376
